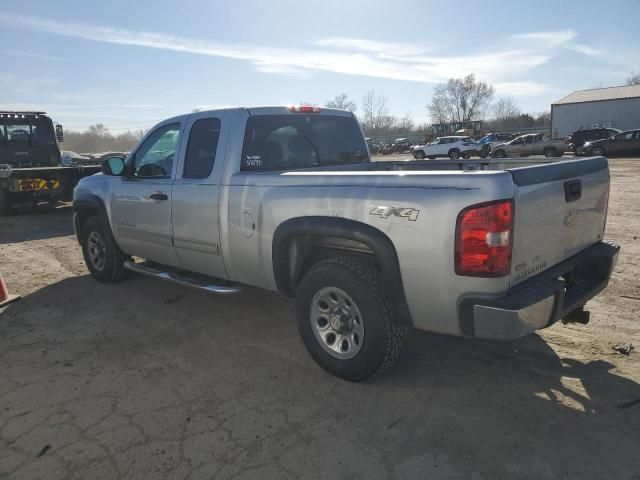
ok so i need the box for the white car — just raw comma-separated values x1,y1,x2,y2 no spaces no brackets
412,136,478,160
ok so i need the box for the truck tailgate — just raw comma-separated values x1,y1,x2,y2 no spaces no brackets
508,157,609,287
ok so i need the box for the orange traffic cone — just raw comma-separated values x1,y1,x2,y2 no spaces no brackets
0,273,20,308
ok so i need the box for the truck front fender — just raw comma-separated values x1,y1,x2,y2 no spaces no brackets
72,193,110,243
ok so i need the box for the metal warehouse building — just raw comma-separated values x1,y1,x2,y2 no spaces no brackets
551,84,640,138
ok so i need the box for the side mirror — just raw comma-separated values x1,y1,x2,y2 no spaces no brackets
101,156,125,176
55,124,64,143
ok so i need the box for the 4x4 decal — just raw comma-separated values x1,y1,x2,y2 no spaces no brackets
369,206,420,221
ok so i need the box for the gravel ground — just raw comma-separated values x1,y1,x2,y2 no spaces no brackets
0,158,639,480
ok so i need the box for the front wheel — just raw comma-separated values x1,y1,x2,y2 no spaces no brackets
414,150,425,160
543,148,556,158
448,149,460,160
494,149,507,159
296,257,404,382
592,146,605,156
81,216,130,283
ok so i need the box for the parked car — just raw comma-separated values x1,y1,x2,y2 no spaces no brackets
581,129,640,157
491,133,567,158
392,138,413,153
476,133,516,158
73,106,618,381
60,151,92,167
412,136,477,159
567,128,621,155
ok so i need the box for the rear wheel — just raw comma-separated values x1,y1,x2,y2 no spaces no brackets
592,146,605,156
448,149,460,160
543,147,556,158
81,216,129,282
296,257,404,382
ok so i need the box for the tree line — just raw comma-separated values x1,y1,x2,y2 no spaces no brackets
326,74,550,138
62,124,144,153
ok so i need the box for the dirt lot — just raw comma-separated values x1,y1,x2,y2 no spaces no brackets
1,158,639,480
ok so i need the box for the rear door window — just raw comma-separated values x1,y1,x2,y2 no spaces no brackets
241,114,369,171
183,117,221,179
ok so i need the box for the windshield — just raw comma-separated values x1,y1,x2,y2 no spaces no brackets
241,114,369,171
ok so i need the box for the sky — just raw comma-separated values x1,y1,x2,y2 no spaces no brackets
1,0,639,132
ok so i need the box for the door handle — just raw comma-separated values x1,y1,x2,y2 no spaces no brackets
149,192,168,201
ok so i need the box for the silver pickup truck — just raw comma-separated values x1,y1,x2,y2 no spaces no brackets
73,106,619,381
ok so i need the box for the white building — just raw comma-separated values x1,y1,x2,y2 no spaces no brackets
551,84,640,138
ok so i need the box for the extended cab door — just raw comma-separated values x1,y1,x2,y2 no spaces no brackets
171,112,230,279
109,121,182,266
508,136,527,156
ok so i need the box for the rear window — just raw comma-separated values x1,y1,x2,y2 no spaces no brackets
241,114,369,171
1,117,55,145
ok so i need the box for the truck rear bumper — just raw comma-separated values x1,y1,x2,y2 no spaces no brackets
461,241,619,340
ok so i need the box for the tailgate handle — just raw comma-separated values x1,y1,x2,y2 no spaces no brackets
564,180,582,202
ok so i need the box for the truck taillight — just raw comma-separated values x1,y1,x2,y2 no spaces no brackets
455,200,513,277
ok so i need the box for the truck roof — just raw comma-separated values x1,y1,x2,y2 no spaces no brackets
150,106,355,130
0,111,48,116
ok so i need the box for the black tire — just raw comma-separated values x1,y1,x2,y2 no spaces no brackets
0,188,12,217
592,146,605,156
80,216,129,282
448,149,460,160
543,147,556,158
494,149,507,159
478,152,488,158
414,150,426,160
296,257,404,382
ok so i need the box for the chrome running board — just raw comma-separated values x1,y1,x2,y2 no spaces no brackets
124,261,241,295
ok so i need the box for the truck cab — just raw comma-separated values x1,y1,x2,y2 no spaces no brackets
0,111,62,168
0,111,101,216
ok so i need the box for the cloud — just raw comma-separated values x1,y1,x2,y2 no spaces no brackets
0,49,68,62
565,43,604,57
0,13,601,95
313,37,431,56
494,81,553,96
509,29,577,48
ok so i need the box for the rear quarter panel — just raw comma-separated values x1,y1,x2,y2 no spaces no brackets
224,171,515,336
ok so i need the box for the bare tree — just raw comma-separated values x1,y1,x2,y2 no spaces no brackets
325,93,357,112
361,90,390,135
87,123,110,138
627,70,640,85
395,112,415,133
428,74,495,123
535,111,551,127
492,97,521,123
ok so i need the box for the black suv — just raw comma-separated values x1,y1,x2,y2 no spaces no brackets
567,128,620,155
